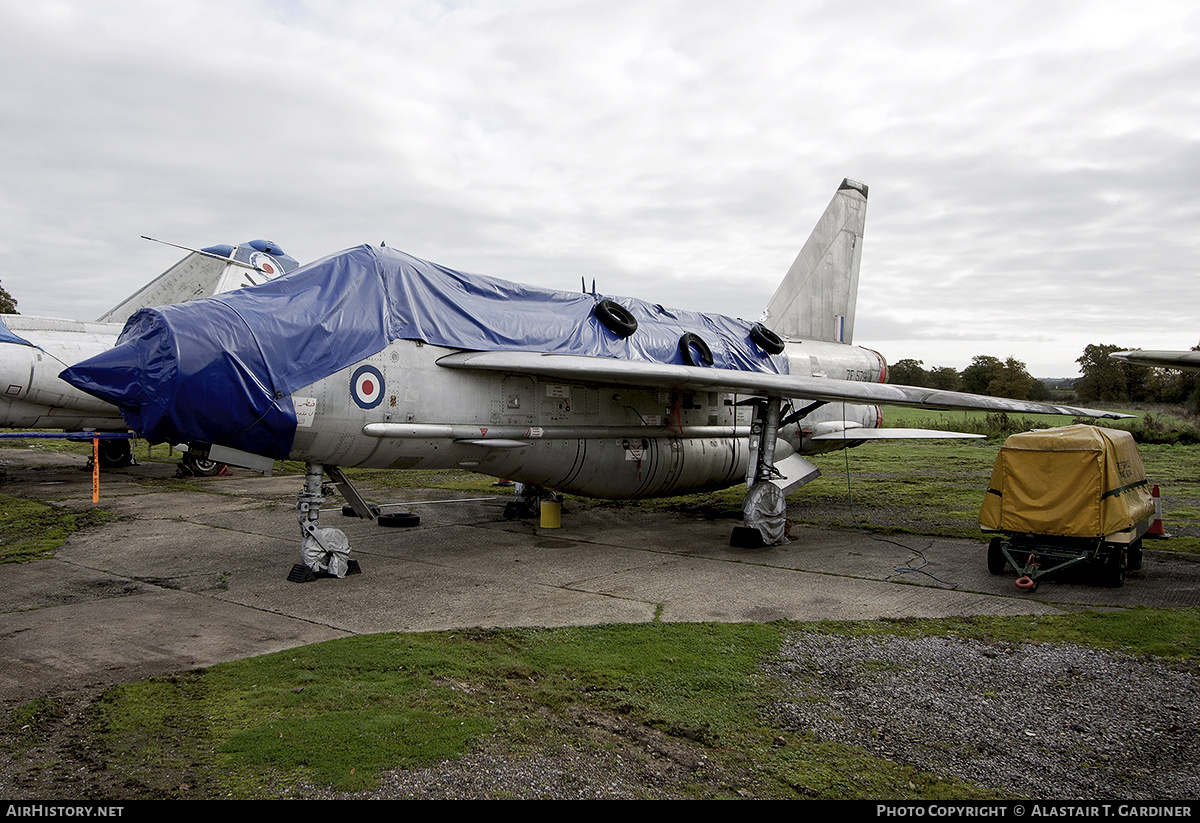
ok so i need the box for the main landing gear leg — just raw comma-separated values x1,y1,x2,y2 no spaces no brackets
731,397,788,548
288,462,360,582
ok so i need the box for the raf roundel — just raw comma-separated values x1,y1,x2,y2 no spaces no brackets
248,251,280,276
350,365,385,409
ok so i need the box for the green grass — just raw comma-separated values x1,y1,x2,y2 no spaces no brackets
0,493,107,562
37,609,1196,798
803,608,1200,660
344,466,502,494
880,404,1200,444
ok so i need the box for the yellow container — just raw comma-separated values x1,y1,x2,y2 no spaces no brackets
540,500,562,528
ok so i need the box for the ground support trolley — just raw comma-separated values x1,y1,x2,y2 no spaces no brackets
978,425,1157,593
984,525,1146,591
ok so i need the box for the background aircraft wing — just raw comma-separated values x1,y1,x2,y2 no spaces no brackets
436,351,1132,419
0,316,35,347
1112,350,1200,371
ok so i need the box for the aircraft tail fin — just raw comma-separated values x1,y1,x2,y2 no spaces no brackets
96,239,298,325
761,178,867,344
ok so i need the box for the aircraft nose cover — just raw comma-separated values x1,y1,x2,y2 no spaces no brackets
60,306,298,459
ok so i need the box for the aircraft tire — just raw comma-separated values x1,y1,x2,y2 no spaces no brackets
679,333,714,367
341,503,382,518
182,453,223,477
749,323,786,355
97,438,134,469
377,512,420,528
594,299,638,337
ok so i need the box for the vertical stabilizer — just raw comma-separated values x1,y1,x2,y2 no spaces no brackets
761,178,867,343
96,239,298,324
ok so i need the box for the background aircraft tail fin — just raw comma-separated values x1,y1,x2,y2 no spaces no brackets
761,178,867,344
96,239,298,325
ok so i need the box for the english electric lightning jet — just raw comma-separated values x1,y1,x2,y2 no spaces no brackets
61,180,1130,576
1,240,298,470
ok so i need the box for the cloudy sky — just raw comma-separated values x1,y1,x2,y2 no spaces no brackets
2,0,1197,377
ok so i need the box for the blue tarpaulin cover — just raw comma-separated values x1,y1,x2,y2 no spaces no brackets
62,245,785,459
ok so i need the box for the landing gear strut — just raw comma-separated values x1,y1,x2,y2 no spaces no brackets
288,462,361,582
731,397,787,548
729,396,821,548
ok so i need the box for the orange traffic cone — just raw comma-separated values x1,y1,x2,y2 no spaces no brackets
1146,484,1172,539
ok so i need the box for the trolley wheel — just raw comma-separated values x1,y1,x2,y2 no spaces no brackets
1127,538,1143,572
986,537,1008,575
1101,546,1126,588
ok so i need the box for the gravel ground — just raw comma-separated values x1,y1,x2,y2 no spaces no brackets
763,632,1200,799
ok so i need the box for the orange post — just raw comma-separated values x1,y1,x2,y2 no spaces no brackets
92,438,100,503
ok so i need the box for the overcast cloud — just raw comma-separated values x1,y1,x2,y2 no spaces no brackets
1,0,1197,377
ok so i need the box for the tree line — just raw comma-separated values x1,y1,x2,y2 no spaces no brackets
889,345,1200,409
888,355,1051,401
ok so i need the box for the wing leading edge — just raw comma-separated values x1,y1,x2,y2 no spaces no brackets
435,351,1132,420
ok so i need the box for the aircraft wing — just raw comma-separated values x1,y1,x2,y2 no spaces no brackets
1112,350,1200,371
436,351,1133,419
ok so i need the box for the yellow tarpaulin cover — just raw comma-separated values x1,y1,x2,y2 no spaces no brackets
979,424,1154,538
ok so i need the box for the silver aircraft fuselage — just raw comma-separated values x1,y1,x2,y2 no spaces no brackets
284,338,885,498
